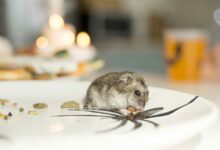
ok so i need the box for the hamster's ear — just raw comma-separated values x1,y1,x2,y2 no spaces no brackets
120,73,133,84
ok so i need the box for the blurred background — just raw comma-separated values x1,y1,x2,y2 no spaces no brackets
0,0,220,81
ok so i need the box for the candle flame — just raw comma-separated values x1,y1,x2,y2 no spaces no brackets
36,36,48,49
49,14,64,30
76,32,91,48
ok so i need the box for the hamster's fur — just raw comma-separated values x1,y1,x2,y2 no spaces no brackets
84,71,149,110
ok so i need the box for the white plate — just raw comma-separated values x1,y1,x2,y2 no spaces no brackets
0,81,218,150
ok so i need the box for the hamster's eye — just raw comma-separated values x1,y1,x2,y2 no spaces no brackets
134,90,141,96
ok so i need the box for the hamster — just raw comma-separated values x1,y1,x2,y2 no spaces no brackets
84,71,149,111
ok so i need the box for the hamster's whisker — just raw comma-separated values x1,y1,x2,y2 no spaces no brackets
100,117,114,120
141,119,159,127
69,109,120,117
98,119,128,133
90,109,122,116
50,96,199,132
141,107,164,117
97,109,122,115
51,114,113,118
147,96,199,119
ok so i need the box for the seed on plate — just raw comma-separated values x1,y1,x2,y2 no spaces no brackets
33,103,48,109
19,107,24,112
4,115,8,120
11,102,18,108
8,112,12,117
127,106,137,112
28,110,39,115
61,101,80,109
0,99,10,106
0,113,5,119
132,111,140,116
127,113,135,121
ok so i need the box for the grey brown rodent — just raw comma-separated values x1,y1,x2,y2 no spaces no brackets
84,71,149,111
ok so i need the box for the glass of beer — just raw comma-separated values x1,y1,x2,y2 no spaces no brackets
164,29,207,81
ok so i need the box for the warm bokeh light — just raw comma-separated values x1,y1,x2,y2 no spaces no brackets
76,32,91,48
36,36,48,49
63,31,75,45
49,14,64,30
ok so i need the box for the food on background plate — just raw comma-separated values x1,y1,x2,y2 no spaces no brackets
0,67,32,80
0,55,104,80
0,56,77,80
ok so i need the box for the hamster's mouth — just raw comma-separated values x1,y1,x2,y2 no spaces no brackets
127,106,142,113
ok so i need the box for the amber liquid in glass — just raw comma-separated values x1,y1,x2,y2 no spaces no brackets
165,35,206,81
